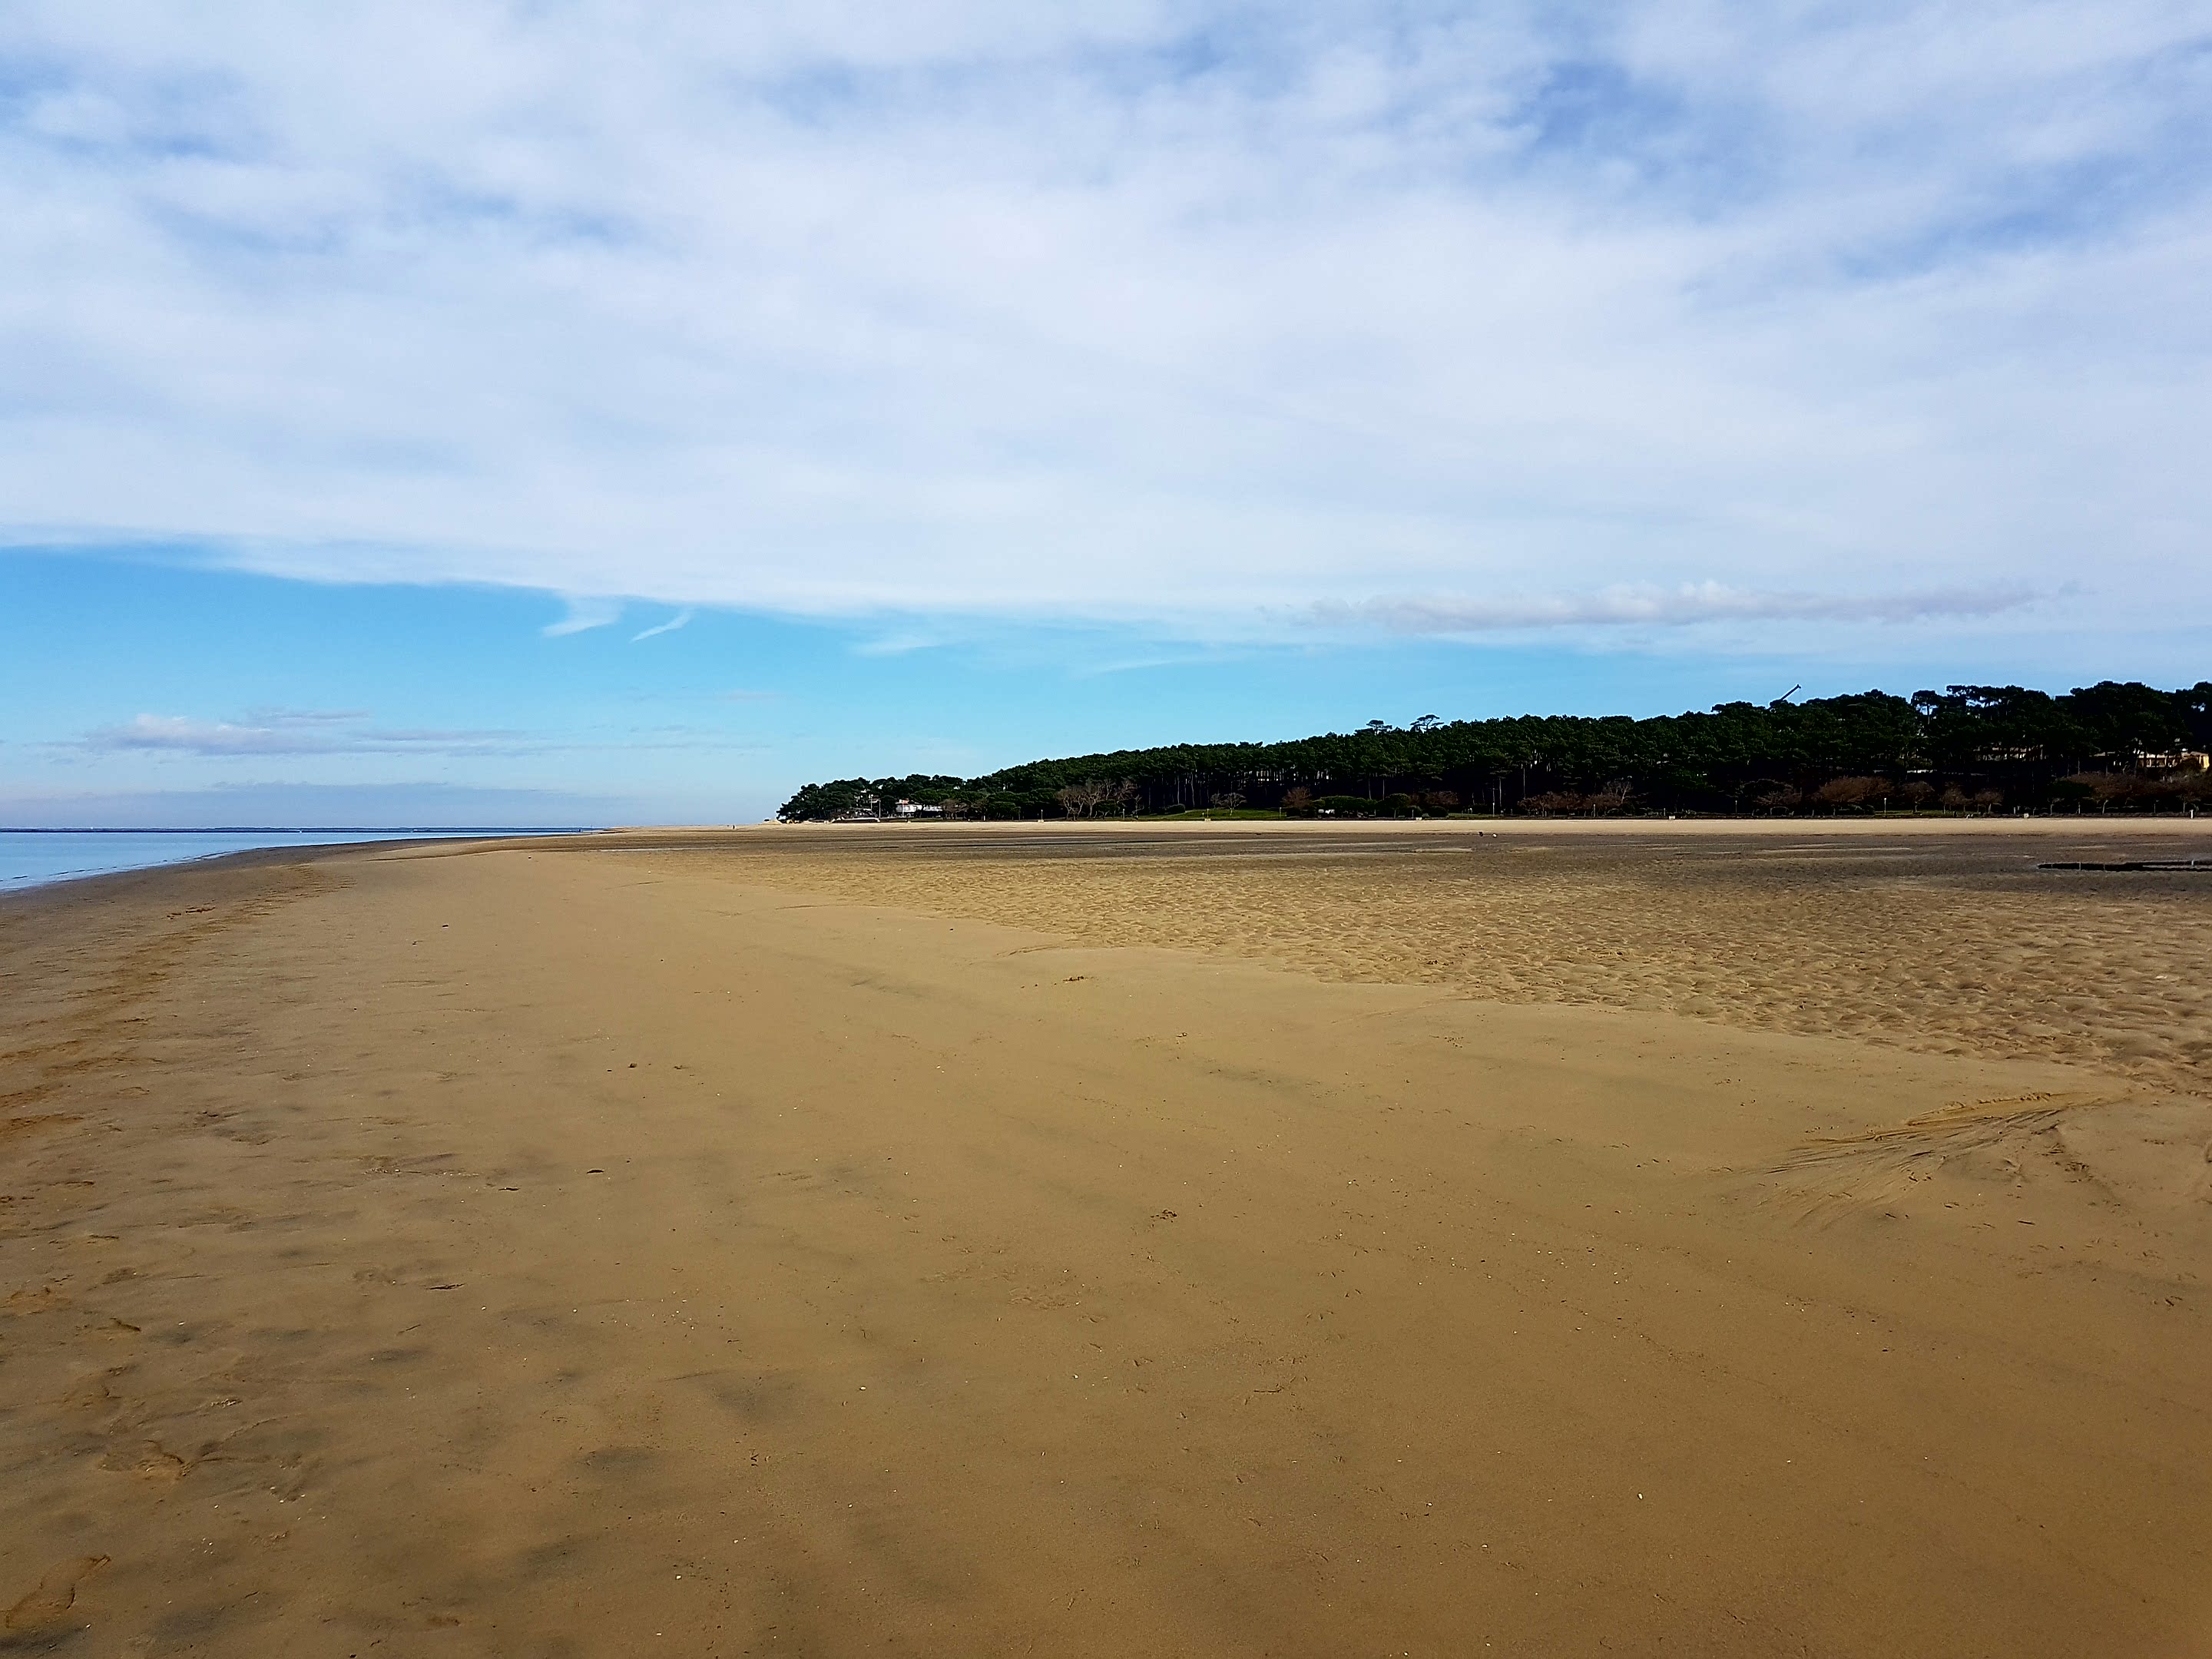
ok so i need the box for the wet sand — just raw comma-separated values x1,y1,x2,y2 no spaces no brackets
2,823,2209,1654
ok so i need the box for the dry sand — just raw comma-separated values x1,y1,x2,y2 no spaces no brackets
2,822,2209,1655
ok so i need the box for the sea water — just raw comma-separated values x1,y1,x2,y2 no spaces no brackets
0,830,583,893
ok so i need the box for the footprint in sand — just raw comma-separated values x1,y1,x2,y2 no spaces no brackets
59,1369,124,1414
5,1555,110,1639
100,1441,190,1481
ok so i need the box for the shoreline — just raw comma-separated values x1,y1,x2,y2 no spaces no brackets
0,829,610,902
743,811,2212,834
10,816,2207,907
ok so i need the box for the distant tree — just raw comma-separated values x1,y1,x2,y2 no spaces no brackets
773,680,2207,825
2065,681,2190,754
1814,776,1881,810
2081,771,2148,810
777,779,875,821
1521,790,1585,816
1056,778,1129,818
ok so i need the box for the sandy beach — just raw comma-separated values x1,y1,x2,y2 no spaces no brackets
4,821,2209,1655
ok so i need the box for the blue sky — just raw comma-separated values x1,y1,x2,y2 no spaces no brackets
2,4,2207,823
6,545,2197,826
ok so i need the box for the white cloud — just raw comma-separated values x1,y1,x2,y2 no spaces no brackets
81,713,531,756
1314,582,2038,634
71,710,760,760
849,631,949,657
631,607,694,642
543,595,623,637
0,3,2206,647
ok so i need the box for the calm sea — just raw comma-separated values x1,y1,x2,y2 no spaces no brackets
0,830,585,894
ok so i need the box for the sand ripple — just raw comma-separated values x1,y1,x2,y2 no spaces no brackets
664,832,2212,1094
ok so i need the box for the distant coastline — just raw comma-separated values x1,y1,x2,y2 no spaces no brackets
0,827,598,894
779,680,2212,822
0,826,595,834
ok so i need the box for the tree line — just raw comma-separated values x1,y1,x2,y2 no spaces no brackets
776,680,2212,821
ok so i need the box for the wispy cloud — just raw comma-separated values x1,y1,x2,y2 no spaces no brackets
1313,584,2038,635
630,608,694,642
68,709,770,760
0,5,2204,647
850,633,945,658
543,596,621,638
79,713,534,757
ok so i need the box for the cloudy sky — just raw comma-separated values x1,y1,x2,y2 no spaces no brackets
3,2,2207,822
